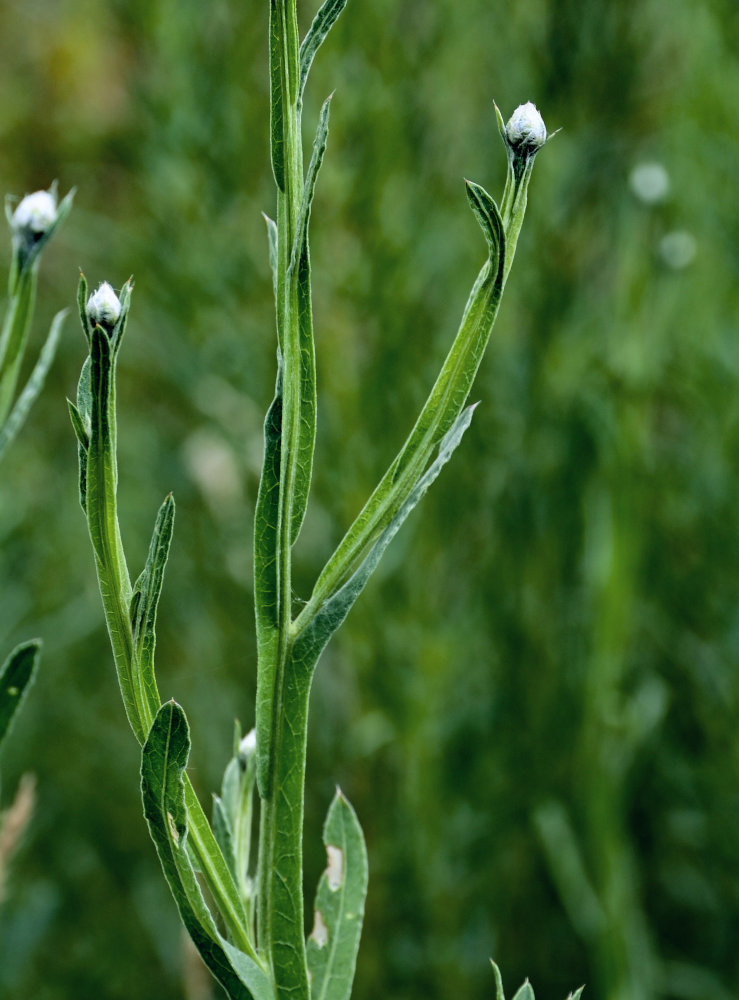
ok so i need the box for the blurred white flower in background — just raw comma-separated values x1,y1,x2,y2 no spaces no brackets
629,161,670,204
659,230,697,269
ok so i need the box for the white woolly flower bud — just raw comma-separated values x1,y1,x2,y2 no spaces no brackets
11,189,58,236
505,102,547,153
240,729,257,757
87,282,122,328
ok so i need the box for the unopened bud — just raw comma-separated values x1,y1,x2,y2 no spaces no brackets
87,282,122,328
239,729,257,758
505,102,547,153
11,189,58,236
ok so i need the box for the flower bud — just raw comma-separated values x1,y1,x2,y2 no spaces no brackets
239,729,257,758
87,282,122,328
505,102,547,153
11,189,58,236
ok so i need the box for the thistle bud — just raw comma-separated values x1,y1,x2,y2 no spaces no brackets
11,189,58,237
86,282,122,329
505,102,548,154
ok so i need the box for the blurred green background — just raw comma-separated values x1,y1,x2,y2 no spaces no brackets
0,0,737,997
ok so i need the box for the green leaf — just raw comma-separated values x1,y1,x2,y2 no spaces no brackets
263,213,279,308
269,0,286,190
306,789,368,1000
0,309,66,464
0,640,40,750
298,0,350,103
292,404,476,673
287,95,331,544
299,188,505,630
109,278,134,356
567,989,585,999
67,399,89,452
77,272,93,345
490,961,506,1000
130,494,174,720
254,358,282,799
141,702,273,1000
465,180,504,261
511,984,535,1000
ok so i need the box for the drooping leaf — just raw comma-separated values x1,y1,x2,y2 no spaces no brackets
292,405,476,674
287,95,331,544
465,180,505,260
0,309,66,463
141,701,273,1000
298,0,351,103
0,640,40,750
254,358,282,799
306,789,368,1000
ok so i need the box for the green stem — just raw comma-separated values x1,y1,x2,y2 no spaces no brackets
257,2,312,997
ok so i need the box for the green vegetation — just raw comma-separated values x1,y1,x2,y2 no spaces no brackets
0,1,737,998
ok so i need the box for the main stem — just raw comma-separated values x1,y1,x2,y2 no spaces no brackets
258,2,311,997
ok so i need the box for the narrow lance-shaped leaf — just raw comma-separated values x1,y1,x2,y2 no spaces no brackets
85,325,143,739
77,271,93,345
141,701,273,1000
0,640,40,749
0,309,66,464
129,494,174,724
292,404,476,674
307,789,368,1000
269,0,285,190
299,184,504,621
254,358,282,799
263,214,279,309
298,0,351,103
70,354,93,511
288,94,332,544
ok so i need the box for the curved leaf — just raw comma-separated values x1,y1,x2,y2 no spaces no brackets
141,701,273,1000
0,640,40,749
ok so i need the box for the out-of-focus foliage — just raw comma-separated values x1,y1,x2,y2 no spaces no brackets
0,0,736,998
